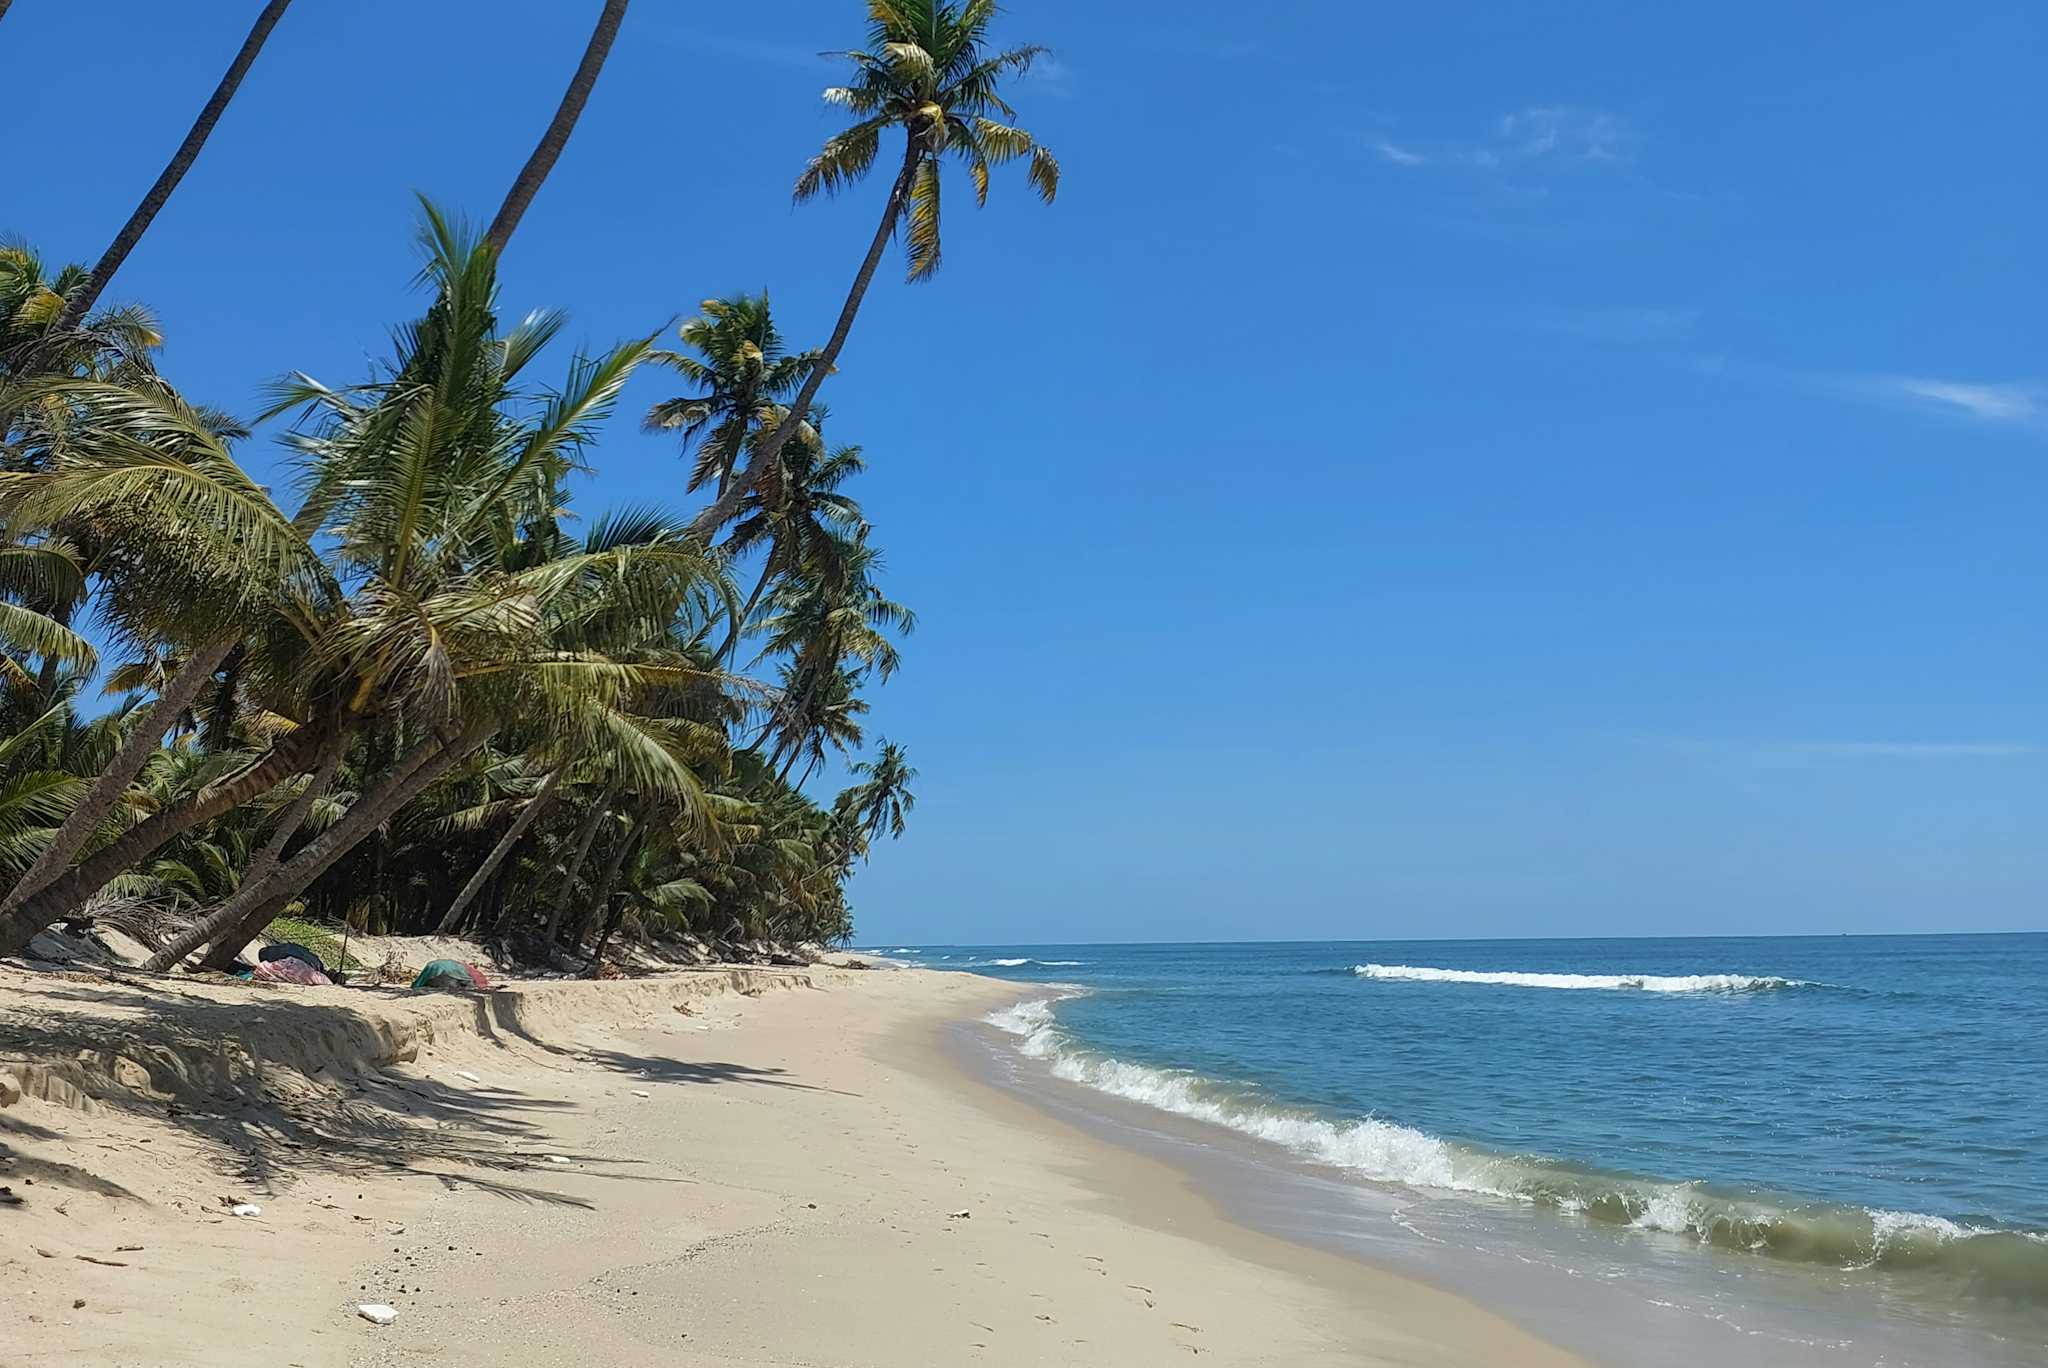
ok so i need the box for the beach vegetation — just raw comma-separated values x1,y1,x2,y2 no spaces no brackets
0,0,1050,965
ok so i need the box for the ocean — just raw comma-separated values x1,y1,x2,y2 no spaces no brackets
873,935,2048,1367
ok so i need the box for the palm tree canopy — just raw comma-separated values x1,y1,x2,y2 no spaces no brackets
723,407,869,603
798,0,1060,280
838,738,916,848
645,294,820,496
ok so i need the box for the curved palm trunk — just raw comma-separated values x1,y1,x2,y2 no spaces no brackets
435,764,565,934
581,832,639,974
5,725,330,943
544,780,615,943
0,637,236,926
151,723,480,973
151,727,446,972
687,139,923,542
188,722,494,971
139,737,347,973
485,0,631,253
574,823,634,957
584,897,630,975
242,737,349,891
55,1,295,329
714,557,777,666
776,744,806,788
764,656,829,782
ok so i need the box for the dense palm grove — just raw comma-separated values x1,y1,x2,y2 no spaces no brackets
0,0,1055,970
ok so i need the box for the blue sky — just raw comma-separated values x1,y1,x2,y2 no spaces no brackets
11,2,2044,943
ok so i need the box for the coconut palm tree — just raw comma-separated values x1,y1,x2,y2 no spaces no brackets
644,294,818,500
716,409,867,663
0,703,90,885
3,205,726,962
768,662,868,787
155,221,724,966
0,377,331,949
748,535,911,777
55,1,297,330
487,0,633,253
0,536,95,696
1,241,164,393
576,805,641,966
686,0,1058,542
543,776,618,943
837,739,916,855
433,756,566,935
594,805,728,961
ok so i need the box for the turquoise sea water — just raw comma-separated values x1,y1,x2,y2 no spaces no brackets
878,935,2048,1365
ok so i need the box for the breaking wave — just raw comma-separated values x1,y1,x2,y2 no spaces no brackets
983,995,2047,1298
969,957,1086,968
1352,964,1813,993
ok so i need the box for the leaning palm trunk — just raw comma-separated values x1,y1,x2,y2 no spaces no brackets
186,723,494,971
762,656,829,781
139,738,347,973
435,764,565,934
582,834,640,975
55,1,295,329
241,737,349,893
687,141,922,542
151,728,443,971
3,724,330,947
573,825,634,957
0,637,236,934
543,779,615,943
485,0,630,253
153,723,481,973
585,897,631,976
714,559,777,666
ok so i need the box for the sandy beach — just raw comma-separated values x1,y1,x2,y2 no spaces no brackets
2,963,1578,1366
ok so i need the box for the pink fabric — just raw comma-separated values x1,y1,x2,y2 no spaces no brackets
463,964,491,990
252,957,332,987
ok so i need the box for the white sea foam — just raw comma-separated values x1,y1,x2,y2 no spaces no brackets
984,997,1063,1058
980,995,2043,1289
972,957,1086,968
984,996,1512,1195
1352,964,1809,993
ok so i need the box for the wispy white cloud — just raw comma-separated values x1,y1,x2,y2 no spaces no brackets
1874,377,2045,424
1697,359,2048,431
1365,106,1639,175
1496,106,1635,163
1372,138,1428,167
